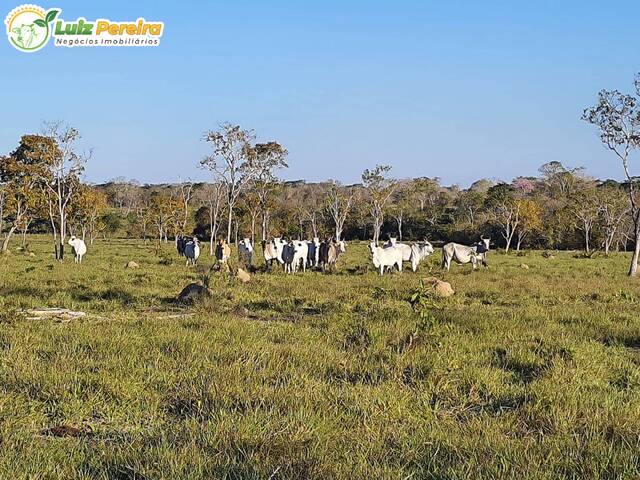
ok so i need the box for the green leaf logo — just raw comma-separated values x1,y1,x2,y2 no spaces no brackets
45,10,58,24
33,19,46,28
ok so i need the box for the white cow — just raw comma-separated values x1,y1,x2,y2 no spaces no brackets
68,236,87,263
369,242,403,276
291,240,309,273
442,237,490,271
385,237,435,272
184,238,200,266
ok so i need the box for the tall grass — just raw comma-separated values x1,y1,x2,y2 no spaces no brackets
1,237,639,478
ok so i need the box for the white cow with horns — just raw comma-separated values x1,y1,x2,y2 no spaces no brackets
385,237,435,272
441,237,490,271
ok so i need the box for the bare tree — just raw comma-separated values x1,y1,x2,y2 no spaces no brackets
109,177,140,214
197,183,226,255
571,186,600,252
362,164,397,243
583,74,640,275
201,123,256,243
325,181,354,241
252,142,288,241
597,184,630,255
178,180,194,233
39,122,90,260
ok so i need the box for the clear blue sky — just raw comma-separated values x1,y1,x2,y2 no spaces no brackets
2,0,639,187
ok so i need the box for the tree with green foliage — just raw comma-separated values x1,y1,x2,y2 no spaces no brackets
362,164,397,243
201,123,257,243
583,74,640,275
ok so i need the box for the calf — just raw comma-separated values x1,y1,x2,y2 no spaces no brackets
68,236,87,263
184,238,200,266
291,240,309,273
282,242,296,274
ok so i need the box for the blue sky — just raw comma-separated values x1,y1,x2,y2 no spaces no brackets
2,0,639,187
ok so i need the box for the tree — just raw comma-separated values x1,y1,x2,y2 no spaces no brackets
570,185,600,252
178,180,194,234
514,198,542,251
390,184,413,240
252,142,288,240
68,185,107,244
0,138,41,251
362,164,397,243
201,123,256,243
196,183,226,255
107,177,140,214
456,189,485,226
38,122,90,260
485,183,520,252
149,193,178,245
325,182,354,241
597,184,629,255
583,75,640,274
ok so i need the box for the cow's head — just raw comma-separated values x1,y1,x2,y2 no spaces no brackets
422,240,435,254
337,240,346,253
387,237,397,246
13,24,37,48
480,236,490,252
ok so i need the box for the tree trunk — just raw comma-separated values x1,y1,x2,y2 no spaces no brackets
629,221,640,277
2,225,17,252
21,221,30,247
261,211,268,241
209,216,215,256
226,205,233,243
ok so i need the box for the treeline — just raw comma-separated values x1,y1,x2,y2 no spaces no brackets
90,163,632,254
1,130,632,255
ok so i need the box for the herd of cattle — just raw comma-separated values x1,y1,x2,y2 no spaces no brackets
175,234,492,275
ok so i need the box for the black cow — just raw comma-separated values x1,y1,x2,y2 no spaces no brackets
307,242,317,267
282,242,296,274
176,235,188,257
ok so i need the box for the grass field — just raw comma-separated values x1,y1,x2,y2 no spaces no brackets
1,236,640,479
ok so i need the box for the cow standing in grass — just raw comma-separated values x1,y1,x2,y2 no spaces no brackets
385,237,435,272
442,237,490,271
238,238,253,268
68,236,87,263
184,238,200,267
370,242,402,276
262,237,286,270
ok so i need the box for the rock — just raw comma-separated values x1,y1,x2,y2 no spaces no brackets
125,261,139,269
29,252,36,257
24,308,86,322
520,263,529,269
422,277,454,297
434,280,454,297
177,282,211,303
236,268,251,283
